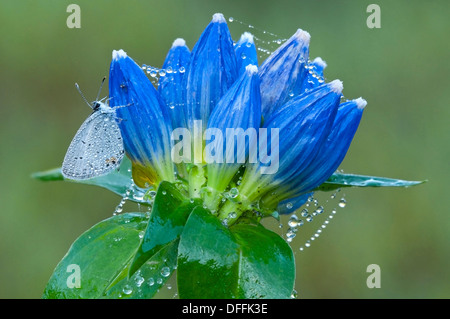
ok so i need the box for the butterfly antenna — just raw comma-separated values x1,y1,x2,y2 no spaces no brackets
75,83,92,108
95,76,107,102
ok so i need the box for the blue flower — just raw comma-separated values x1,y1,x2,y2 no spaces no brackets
108,13,366,222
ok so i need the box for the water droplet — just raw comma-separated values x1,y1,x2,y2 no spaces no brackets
138,231,145,239
288,215,298,227
161,266,171,277
122,284,133,295
229,187,239,199
301,209,308,217
147,277,155,286
305,241,311,248
306,215,313,222
286,202,293,210
228,17,234,22
228,212,237,219
339,198,347,208
134,275,145,287
166,66,173,74
315,206,324,214
159,69,166,77
162,190,167,195
156,277,163,285
179,66,186,73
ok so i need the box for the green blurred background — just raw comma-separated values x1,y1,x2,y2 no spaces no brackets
0,0,448,298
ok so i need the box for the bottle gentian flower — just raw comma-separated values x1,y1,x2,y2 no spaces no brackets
108,13,366,225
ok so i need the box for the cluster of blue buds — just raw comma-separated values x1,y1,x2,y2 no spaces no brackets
108,13,366,225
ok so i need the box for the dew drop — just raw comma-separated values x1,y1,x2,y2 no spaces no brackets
122,285,133,295
160,266,171,278
159,69,166,77
286,202,293,210
228,17,234,22
147,277,155,286
179,66,186,73
162,190,167,195
339,198,347,208
138,231,145,239
134,275,145,287
229,187,239,199
288,215,298,227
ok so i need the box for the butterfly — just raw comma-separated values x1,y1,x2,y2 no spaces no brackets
62,78,125,180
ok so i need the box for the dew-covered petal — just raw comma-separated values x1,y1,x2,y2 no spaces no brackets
158,38,190,129
235,32,258,74
109,49,174,185
259,29,310,120
301,57,327,93
184,13,238,129
206,64,261,193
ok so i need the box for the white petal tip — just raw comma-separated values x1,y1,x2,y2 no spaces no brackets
239,32,254,44
245,64,258,75
293,29,311,44
313,57,327,69
112,49,127,60
172,38,186,48
212,13,226,23
329,80,343,93
355,97,367,109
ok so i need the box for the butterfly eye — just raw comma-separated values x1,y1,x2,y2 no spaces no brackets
93,102,101,110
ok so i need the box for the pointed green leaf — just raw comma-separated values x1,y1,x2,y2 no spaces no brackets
177,207,295,299
316,173,426,192
32,157,145,202
128,181,199,277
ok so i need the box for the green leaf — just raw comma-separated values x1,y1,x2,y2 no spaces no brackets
43,212,174,299
177,207,295,299
128,181,199,277
32,157,140,201
104,240,178,299
316,173,426,192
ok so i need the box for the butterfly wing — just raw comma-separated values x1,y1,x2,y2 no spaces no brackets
62,110,125,179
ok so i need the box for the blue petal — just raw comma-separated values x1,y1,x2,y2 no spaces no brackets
259,29,310,120
277,193,312,215
158,38,190,129
300,57,327,93
264,80,343,185
238,80,343,203
206,64,261,192
234,32,258,74
290,97,366,194
109,49,174,183
184,13,238,129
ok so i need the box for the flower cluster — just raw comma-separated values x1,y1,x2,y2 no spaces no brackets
108,13,366,225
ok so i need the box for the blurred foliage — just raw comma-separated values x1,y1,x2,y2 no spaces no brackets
0,0,448,298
